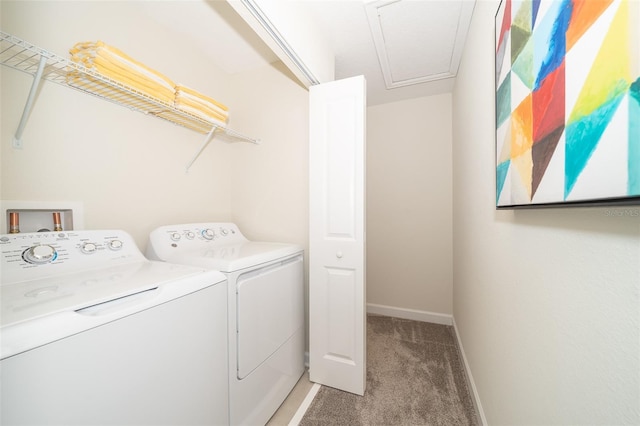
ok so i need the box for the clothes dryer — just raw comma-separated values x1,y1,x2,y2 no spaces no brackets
147,223,304,426
0,230,229,425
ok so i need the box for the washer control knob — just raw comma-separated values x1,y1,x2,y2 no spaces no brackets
220,228,229,236
185,231,195,240
108,239,123,250
81,242,98,254
336,251,343,259
202,229,215,240
170,232,181,241
24,244,57,264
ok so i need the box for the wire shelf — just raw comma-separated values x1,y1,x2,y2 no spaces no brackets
0,31,259,143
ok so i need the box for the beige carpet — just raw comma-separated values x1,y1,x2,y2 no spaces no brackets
300,315,478,426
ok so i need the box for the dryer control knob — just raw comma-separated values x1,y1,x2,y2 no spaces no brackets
24,244,57,264
185,231,195,240
336,251,343,259
170,232,181,241
81,242,98,254
220,228,229,236
202,229,215,240
108,239,123,250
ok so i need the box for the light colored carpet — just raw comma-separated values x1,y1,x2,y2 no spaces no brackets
300,315,478,426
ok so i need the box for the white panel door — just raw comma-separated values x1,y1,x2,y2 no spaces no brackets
309,75,366,396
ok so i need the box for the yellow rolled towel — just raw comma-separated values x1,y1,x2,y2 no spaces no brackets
95,47,174,91
174,96,228,122
175,85,229,122
70,40,176,101
175,84,229,112
68,40,231,134
175,93,228,118
70,41,175,88
88,56,175,103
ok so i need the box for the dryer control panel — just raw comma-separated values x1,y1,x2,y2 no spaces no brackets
0,230,145,285
146,222,247,260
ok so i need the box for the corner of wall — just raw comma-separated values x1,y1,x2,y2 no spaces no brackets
452,316,488,426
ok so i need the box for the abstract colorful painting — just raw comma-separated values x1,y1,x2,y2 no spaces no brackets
495,0,640,207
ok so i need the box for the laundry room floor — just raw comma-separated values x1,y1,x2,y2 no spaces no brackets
270,315,479,425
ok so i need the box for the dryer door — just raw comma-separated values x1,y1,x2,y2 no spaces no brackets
236,254,303,379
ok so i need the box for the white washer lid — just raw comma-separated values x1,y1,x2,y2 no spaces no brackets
1,261,226,359
168,242,303,272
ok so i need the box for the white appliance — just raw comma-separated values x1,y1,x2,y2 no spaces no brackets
1,230,229,426
146,223,304,426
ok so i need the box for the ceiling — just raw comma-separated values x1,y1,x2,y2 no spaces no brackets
301,0,475,105
142,0,476,106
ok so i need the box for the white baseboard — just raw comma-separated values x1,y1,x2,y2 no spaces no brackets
288,383,321,426
452,317,488,426
367,303,453,325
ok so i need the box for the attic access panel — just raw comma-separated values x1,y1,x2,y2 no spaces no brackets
365,0,474,89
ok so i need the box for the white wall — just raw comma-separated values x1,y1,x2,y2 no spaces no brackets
226,61,309,246
452,1,640,424
367,95,453,317
0,1,308,256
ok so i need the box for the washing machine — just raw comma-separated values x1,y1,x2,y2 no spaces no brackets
1,230,229,425
146,222,304,426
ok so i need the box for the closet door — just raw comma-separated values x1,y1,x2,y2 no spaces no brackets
309,75,366,396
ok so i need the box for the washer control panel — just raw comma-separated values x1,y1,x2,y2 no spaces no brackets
146,223,247,260
1,230,145,285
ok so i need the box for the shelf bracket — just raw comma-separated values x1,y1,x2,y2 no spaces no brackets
12,55,47,149
185,126,219,173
